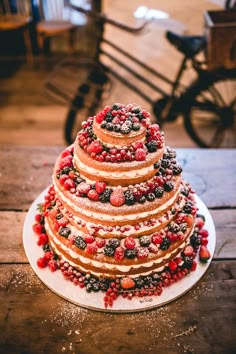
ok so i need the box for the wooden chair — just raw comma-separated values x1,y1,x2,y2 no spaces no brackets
36,0,88,56
0,0,33,61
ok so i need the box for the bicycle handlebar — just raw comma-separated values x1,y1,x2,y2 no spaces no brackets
70,5,151,34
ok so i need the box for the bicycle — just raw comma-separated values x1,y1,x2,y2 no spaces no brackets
45,5,236,148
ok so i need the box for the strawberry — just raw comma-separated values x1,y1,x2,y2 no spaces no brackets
77,182,91,195
184,245,194,256
124,237,135,249
87,189,99,201
84,235,95,244
120,277,135,289
114,246,125,261
87,141,103,154
199,245,211,263
95,181,106,194
110,189,125,207
135,148,146,161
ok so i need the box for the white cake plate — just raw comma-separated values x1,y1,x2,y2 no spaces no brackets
23,187,216,313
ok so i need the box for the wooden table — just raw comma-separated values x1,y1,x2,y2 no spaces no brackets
1,146,236,354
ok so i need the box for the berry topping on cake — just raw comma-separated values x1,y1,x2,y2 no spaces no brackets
110,189,125,207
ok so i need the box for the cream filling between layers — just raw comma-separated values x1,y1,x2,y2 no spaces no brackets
73,154,155,179
53,178,181,221
45,219,192,274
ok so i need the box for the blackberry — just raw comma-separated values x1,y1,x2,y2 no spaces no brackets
125,249,137,259
146,193,155,201
154,186,164,198
120,124,131,134
154,161,161,169
146,140,158,153
136,112,145,120
125,120,132,128
100,121,107,129
99,279,110,291
139,236,151,247
108,238,120,249
59,227,71,238
86,283,93,293
105,111,113,122
138,196,146,204
124,190,136,205
92,282,100,292
165,148,176,158
106,122,114,131
62,166,71,174
152,273,161,282
134,277,144,288
131,106,141,113
56,213,63,220
43,243,51,252
99,188,112,203
74,236,87,250
180,222,188,233
197,213,205,222
183,256,193,269
181,187,190,197
164,181,175,192
158,167,165,175
114,124,121,132
173,165,182,175
168,222,180,233
112,103,121,110
75,177,85,185
183,202,193,214
190,233,201,247
132,123,140,131
104,245,115,257
161,159,171,168
160,237,171,250
143,276,153,285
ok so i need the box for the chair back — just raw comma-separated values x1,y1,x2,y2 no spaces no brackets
0,0,31,17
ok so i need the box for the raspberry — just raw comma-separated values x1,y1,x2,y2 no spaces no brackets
87,189,99,201
48,259,58,272
35,214,43,223
120,277,135,289
110,189,125,207
95,181,106,194
84,235,94,244
199,229,209,238
37,233,48,246
195,217,205,229
114,246,125,261
59,155,73,169
37,257,48,268
184,245,194,256
96,111,105,123
77,182,91,195
191,261,197,271
59,174,68,184
152,233,163,245
61,149,72,158
135,148,146,161
136,246,149,259
201,238,208,246
148,244,158,253
85,243,98,254
43,251,54,261
96,238,106,248
169,260,178,272
64,178,75,191
133,141,145,150
33,223,43,235
87,140,103,154
124,237,136,249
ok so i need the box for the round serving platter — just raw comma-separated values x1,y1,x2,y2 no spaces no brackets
23,187,216,313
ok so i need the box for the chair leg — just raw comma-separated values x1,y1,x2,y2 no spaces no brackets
69,28,76,55
23,26,33,63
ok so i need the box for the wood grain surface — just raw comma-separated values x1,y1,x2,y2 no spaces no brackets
0,146,236,354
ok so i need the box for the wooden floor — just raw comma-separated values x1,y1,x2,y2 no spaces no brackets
0,0,220,148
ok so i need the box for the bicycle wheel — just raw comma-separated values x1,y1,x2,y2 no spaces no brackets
64,61,111,144
184,68,236,148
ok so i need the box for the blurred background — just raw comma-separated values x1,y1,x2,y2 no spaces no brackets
0,0,235,147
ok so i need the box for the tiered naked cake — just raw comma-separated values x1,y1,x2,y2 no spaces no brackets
33,103,210,307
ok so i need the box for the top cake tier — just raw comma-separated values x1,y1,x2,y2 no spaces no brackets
74,103,165,187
